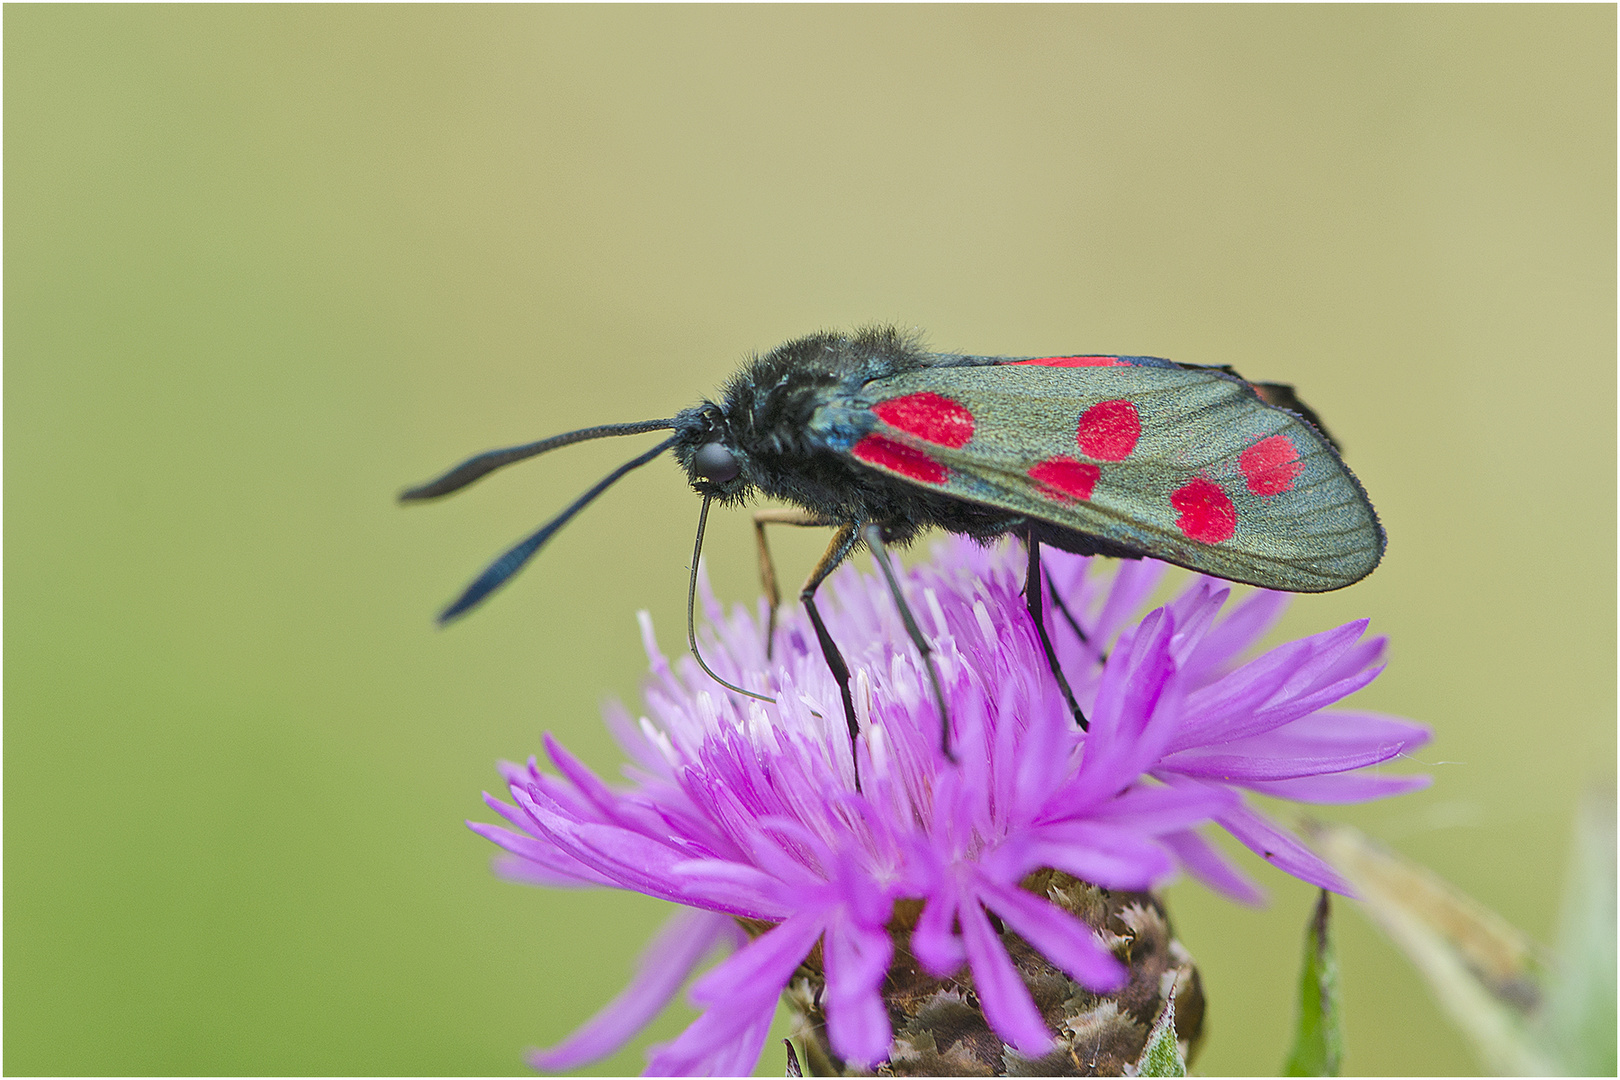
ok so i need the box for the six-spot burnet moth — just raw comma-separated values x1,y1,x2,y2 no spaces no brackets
402,327,1384,779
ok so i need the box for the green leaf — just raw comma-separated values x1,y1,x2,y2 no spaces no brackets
1304,820,1554,1075
1534,782,1617,1076
1284,890,1343,1076
1133,984,1187,1077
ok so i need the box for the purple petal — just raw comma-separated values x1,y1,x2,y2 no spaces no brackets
1176,664,1386,751
1077,608,1178,797
514,789,778,917
1237,666,1386,740
547,738,719,854
979,877,1126,991
644,997,776,1076
483,787,547,837
1242,772,1432,803
1316,634,1387,686
602,700,674,775
510,788,682,890
1162,709,1431,781
1162,741,1417,782
1091,560,1169,647
704,1012,777,1076
1274,710,1433,749
645,914,824,1075
544,732,658,831
1173,621,1374,751
467,819,617,888
695,801,821,890
991,823,1174,892
912,886,966,976
1216,802,1352,896
960,897,1052,1055
1010,680,1081,816
668,860,792,916
529,908,736,1070
1170,659,1298,752
489,854,601,889
1084,780,1240,834
1088,609,1165,743
508,763,603,824
1274,619,1372,689
1160,828,1266,906
1164,579,1228,665
688,911,826,1005
823,920,895,1067
496,756,541,789
1180,589,1289,685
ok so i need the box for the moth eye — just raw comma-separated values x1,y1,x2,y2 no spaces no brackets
693,442,740,483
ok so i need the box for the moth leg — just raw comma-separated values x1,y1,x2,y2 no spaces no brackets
862,524,956,763
1026,532,1089,732
799,522,865,785
752,507,832,659
1046,577,1108,668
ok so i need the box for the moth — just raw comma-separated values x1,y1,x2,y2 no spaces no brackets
402,327,1384,773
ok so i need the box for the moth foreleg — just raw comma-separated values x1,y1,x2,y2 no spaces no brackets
861,524,955,763
1025,532,1089,732
752,507,833,659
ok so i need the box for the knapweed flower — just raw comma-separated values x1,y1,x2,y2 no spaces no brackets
471,537,1429,1075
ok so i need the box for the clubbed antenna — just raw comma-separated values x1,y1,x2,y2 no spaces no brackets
435,436,677,623
399,419,677,502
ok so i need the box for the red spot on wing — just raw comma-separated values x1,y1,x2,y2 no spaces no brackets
1239,434,1304,495
1076,399,1141,461
852,434,947,484
1171,478,1237,544
1028,456,1100,502
872,392,975,448
1009,355,1128,367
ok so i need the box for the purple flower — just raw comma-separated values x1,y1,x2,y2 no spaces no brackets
472,537,1428,1074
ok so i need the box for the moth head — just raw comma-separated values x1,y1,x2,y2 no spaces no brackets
673,404,752,498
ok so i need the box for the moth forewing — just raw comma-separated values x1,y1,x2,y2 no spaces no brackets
853,362,1384,593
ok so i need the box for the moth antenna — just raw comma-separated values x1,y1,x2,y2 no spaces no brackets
687,494,777,706
437,436,676,624
400,418,677,502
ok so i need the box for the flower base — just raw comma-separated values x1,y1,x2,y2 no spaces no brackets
781,873,1204,1077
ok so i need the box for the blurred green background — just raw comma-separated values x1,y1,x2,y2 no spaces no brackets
7,6,1613,1075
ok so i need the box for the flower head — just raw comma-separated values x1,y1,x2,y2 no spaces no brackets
472,537,1428,1074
